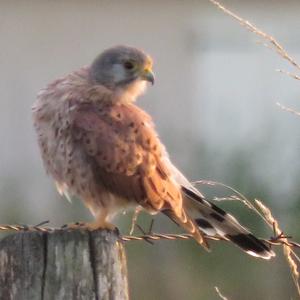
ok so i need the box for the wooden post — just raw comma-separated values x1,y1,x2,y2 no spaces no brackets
0,229,129,300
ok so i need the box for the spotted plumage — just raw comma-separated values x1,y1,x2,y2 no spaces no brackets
32,45,275,259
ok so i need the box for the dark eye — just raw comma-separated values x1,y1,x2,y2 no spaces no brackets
124,61,134,70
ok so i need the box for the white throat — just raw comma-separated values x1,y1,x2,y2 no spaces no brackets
115,80,148,103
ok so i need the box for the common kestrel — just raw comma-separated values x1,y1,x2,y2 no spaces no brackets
32,45,275,259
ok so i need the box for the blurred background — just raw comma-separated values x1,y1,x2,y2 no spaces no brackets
1,0,300,299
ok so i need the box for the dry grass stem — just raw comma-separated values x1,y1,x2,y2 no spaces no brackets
209,0,300,71
215,286,229,300
276,102,300,117
196,180,300,297
194,180,269,223
208,1,300,296
255,200,300,296
277,69,300,81
210,0,300,119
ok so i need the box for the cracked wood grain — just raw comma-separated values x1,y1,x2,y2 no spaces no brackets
0,229,129,300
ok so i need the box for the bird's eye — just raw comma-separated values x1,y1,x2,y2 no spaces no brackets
123,61,134,70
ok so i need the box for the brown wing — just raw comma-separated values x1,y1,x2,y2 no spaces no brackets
73,100,208,248
72,101,182,214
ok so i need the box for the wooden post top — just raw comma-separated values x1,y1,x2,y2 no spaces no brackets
0,229,129,300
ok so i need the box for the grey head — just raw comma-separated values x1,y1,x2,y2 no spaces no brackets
89,45,154,89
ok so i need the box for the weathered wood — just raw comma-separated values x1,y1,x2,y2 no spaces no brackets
0,229,129,300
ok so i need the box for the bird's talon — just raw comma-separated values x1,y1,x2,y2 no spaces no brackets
61,222,87,230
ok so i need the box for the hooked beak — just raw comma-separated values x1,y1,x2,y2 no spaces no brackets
140,68,155,85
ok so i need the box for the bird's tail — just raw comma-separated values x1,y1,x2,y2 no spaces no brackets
180,186,275,259
162,208,210,251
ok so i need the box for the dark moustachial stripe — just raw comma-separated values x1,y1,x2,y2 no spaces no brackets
195,218,214,229
226,233,270,253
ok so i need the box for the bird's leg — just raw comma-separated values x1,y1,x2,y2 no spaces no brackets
85,210,116,231
129,206,143,235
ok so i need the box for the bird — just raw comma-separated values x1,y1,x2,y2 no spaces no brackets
32,45,275,259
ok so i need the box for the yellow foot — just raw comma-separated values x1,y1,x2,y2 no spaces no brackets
61,222,86,230
85,220,116,231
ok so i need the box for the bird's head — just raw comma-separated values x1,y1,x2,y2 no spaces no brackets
89,45,154,98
